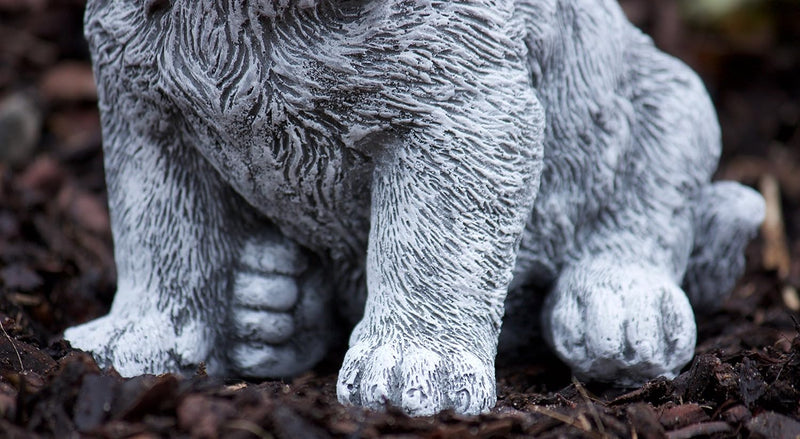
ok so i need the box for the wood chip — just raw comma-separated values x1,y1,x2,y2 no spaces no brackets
747,411,800,439
74,374,120,432
666,421,732,439
0,264,42,291
781,285,800,311
760,174,791,279
627,403,666,439
38,62,97,103
658,404,709,430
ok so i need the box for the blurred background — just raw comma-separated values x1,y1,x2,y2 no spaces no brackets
0,0,799,336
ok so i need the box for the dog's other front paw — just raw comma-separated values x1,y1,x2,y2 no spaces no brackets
337,334,496,416
542,261,696,386
225,229,334,377
226,269,333,377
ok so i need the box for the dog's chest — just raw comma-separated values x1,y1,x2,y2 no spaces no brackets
156,9,381,258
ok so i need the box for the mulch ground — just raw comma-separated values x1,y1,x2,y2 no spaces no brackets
1,1,799,438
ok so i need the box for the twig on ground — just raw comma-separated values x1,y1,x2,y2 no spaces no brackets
760,174,792,280
1,319,24,373
573,377,607,435
225,420,275,439
529,404,609,439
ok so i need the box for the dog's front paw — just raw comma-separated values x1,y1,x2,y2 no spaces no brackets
543,262,696,386
337,335,496,416
64,311,213,376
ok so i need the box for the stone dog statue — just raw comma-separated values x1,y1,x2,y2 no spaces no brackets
65,0,765,415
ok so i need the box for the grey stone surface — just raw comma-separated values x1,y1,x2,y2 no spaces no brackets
64,0,764,416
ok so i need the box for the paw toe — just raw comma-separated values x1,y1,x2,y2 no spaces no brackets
232,272,299,312
446,352,495,415
231,308,295,344
399,349,445,416
337,343,373,406
357,345,402,410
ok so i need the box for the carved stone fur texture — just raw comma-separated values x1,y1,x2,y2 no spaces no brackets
64,0,765,415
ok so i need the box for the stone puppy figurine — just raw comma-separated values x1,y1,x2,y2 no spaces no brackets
65,0,765,415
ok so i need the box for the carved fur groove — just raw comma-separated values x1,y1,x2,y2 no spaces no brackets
64,0,764,416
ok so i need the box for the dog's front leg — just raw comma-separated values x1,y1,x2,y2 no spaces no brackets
337,72,545,415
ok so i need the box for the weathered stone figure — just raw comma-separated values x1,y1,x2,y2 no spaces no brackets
65,0,764,415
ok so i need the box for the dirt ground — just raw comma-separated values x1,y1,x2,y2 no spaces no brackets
1,1,799,438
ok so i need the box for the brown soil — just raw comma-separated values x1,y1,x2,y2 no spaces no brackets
1,1,799,437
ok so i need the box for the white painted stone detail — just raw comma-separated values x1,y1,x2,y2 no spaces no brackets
64,0,765,416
